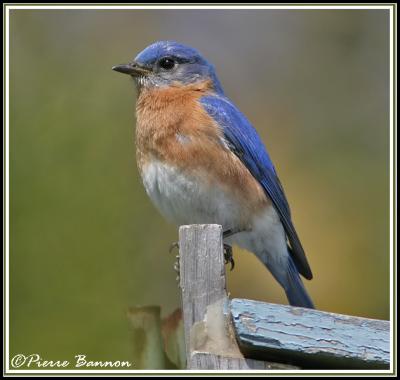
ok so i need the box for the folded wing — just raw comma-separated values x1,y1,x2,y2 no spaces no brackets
201,95,313,280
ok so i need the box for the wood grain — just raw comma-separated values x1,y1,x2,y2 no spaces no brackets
179,224,227,361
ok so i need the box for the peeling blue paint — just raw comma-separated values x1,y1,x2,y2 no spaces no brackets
230,298,390,369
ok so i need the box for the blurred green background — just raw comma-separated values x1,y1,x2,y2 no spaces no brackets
9,9,390,368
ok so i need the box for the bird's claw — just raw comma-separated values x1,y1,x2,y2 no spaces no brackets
169,242,181,286
173,254,181,285
169,241,179,254
223,243,235,271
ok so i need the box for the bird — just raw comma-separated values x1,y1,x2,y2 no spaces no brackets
113,41,314,309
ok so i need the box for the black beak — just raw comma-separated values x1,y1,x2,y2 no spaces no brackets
112,62,151,76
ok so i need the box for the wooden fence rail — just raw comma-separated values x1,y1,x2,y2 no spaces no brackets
178,224,390,370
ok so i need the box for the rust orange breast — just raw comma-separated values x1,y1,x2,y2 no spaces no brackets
135,80,269,214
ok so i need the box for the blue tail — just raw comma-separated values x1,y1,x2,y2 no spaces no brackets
284,257,315,309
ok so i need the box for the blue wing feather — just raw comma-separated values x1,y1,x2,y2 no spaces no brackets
201,94,313,280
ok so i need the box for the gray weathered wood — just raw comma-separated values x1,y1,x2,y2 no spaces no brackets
179,224,226,361
190,351,299,370
179,224,294,370
230,298,390,369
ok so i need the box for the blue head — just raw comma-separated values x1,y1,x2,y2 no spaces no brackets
113,41,224,94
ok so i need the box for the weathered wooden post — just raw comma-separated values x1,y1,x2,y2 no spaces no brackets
178,224,391,371
178,224,296,370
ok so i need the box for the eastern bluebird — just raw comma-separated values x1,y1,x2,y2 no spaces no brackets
113,41,314,309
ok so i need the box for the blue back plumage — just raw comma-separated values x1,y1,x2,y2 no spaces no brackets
201,95,276,174
201,94,313,280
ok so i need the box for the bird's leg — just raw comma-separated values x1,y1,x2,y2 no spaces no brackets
223,228,240,239
169,242,180,285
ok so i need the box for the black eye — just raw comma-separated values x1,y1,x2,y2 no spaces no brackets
159,57,176,70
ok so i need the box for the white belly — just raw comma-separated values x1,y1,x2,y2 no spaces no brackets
141,160,289,277
141,160,244,230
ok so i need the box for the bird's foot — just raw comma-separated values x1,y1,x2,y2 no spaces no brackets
223,243,235,271
173,254,180,284
223,228,241,271
169,241,179,254
169,242,181,285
